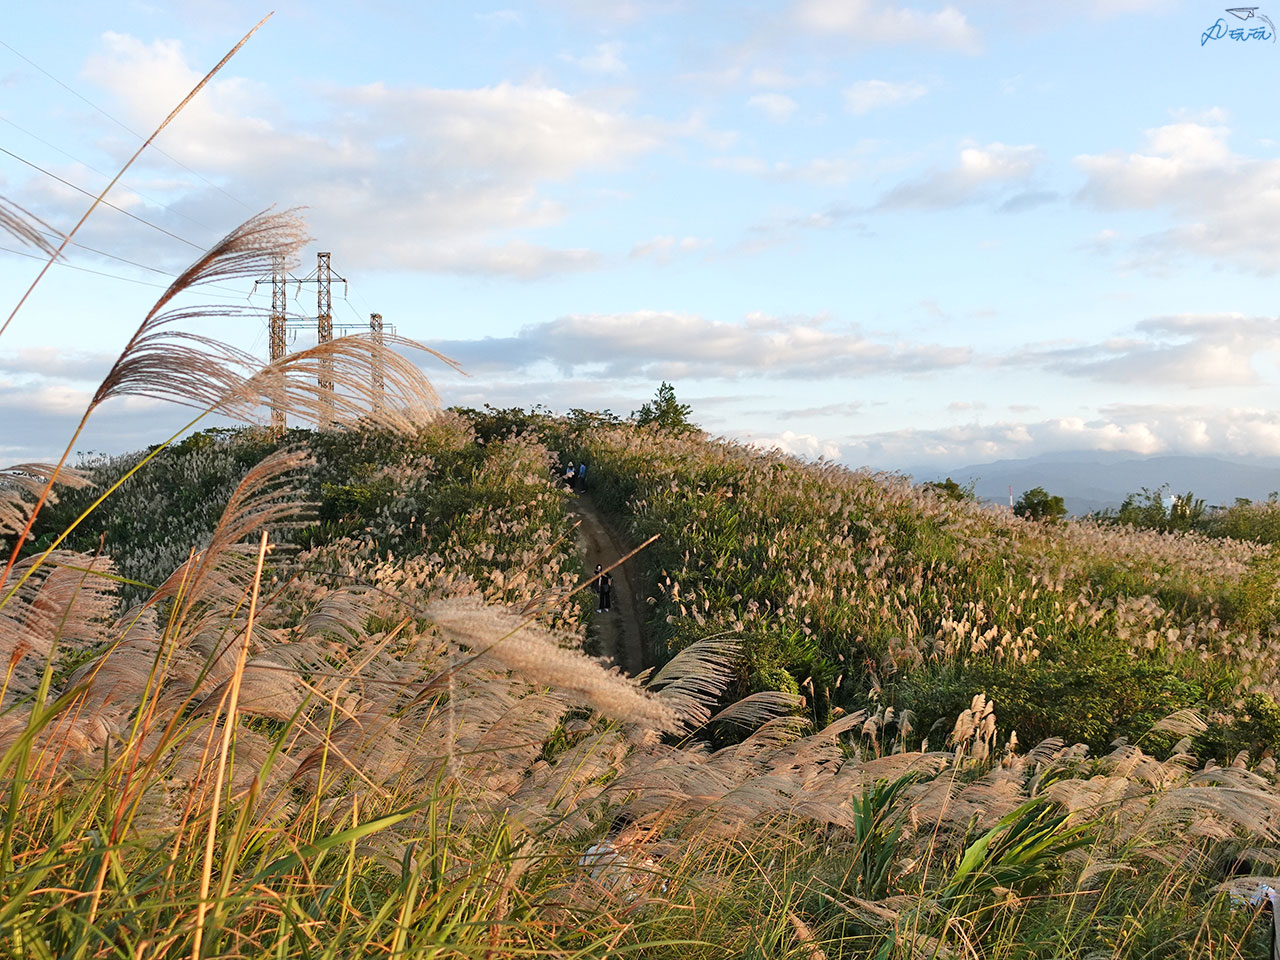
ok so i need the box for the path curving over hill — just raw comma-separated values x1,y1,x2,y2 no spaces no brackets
567,495,646,676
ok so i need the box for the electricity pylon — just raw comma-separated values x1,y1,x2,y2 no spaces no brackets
253,255,294,435
369,312,385,410
296,252,347,427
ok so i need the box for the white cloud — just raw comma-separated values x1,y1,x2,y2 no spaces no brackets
428,310,971,380
0,348,115,382
629,235,713,263
51,34,662,278
791,0,981,52
747,92,799,122
843,406,1280,467
1074,117,1280,273
844,79,928,114
745,430,841,461
876,141,1044,210
1012,314,1280,388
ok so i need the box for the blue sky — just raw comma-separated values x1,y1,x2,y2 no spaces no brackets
3,0,1280,469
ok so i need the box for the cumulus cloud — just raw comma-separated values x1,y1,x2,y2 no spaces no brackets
1075,117,1280,273
0,377,194,462
1012,314,1280,388
428,310,971,380
790,0,981,52
745,429,842,461
0,348,115,382
18,33,662,279
843,405,1280,467
875,141,1044,210
844,79,929,114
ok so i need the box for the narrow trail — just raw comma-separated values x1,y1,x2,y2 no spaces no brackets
567,494,647,676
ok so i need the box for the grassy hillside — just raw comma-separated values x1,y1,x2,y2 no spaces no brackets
549,417,1280,758
5,406,1280,957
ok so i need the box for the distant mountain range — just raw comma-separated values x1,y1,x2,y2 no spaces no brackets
901,453,1280,516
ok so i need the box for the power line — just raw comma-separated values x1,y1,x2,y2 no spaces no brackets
0,114,220,236
27,227,249,299
33,228,172,277
0,37,254,214
0,242,249,300
0,144,203,250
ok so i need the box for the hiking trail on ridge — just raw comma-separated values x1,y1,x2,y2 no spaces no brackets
567,494,647,676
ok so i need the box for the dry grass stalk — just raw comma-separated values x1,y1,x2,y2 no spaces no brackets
193,530,269,959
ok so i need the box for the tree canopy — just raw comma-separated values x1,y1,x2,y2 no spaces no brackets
633,382,697,433
1013,486,1067,523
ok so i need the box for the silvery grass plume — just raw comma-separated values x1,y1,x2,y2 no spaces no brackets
0,196,61,258
0,551,117,703
426,595,680,733
0,464,90,544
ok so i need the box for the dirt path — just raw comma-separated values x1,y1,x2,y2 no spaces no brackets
568,495,646,676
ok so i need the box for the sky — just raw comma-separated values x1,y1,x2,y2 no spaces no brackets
2,0,1280,472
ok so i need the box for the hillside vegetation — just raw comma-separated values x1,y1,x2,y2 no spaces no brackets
6,209,1280,958
537,414,1280,757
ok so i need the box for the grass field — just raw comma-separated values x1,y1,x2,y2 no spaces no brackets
4,207,1280,958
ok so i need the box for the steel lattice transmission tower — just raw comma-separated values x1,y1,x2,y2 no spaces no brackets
369,312,385,410
257,251,383,429
293,252,346,427
268,256,289,434
316,252,335,425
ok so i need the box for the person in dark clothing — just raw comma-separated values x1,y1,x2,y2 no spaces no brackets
599,570,613,613
577,462,587,492
593,563,613,613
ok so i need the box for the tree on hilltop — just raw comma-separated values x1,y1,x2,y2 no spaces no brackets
1013,486,1067,523
1106,485,1206,533
923,476,975,503
633,382,696,433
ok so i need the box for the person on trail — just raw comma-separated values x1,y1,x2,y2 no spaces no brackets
595,565,613,613
577,462,587,492
564,464,576,490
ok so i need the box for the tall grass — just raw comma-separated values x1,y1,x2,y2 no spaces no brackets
2,200,1279,958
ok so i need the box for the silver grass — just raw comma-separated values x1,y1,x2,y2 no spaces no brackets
645,636,741,727
1150,708,1210,737
0,552,117,701
704,689,802,731
426,596,679,731
0,197,62,257
151,447,312,634
0,463,91,542
90,211,308,414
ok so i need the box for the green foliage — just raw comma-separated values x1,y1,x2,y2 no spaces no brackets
1013,485,1067,523
846,775,918,901
1203,494,1280,544
923,476,975,502
449,402,553,443
1198,692,1280,761
1102,485,1208,534
900,650,1212,750
632,381,697,433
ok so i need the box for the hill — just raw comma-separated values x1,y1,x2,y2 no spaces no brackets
7,412,1280,958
